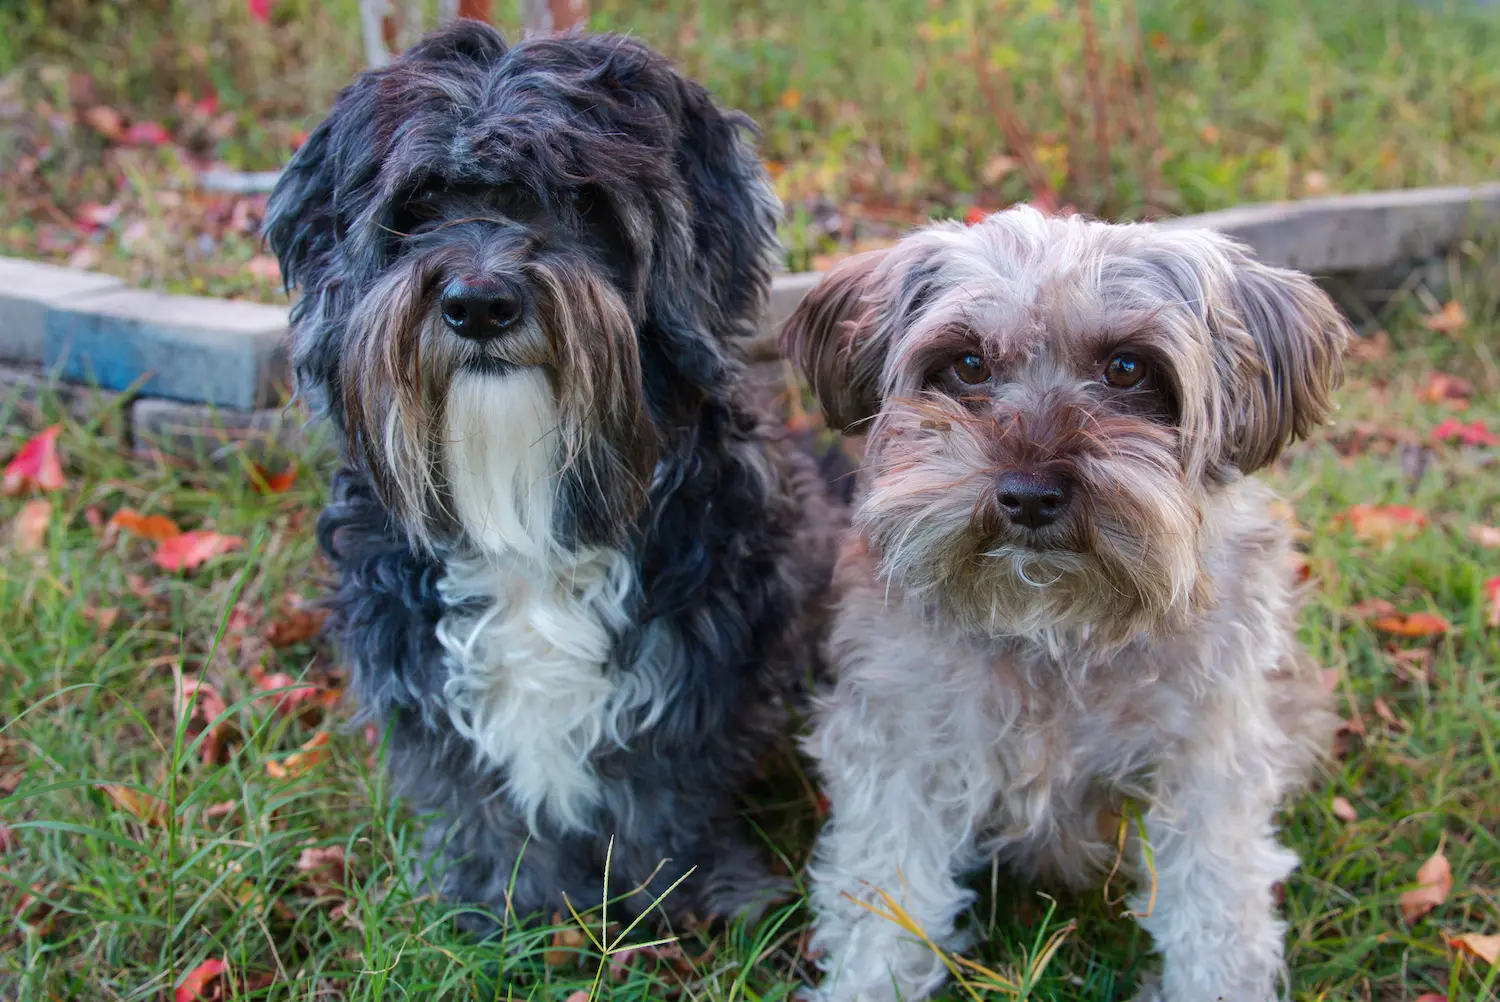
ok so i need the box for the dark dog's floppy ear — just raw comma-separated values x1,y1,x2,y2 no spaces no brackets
780,248,892,433
1216,254,1350,472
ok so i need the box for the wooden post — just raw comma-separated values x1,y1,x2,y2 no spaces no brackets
522,0,587,36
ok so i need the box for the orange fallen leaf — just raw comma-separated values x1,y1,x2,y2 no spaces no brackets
102,783,168,827
547,919,590,965
175,958,227,1002
1331,796,1357,822
1470,524,1500,548
1421,299,1467,334
251,462,298,494
153,531,244,571
1336,504,1428,548
1484,577,1500,629
12,499,51,552
109,507,182,542
1417,372,1473,408
1450,932,1500,966
264,731,330,779
1370,611,1451,637
1400,846,1452,923
3,425,66,495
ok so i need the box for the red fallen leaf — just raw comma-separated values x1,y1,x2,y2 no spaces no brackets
1421,300,1467,334
1331,796,1357,822
965,206,995,225
290,129,310,150
3,425,66,495
1430,417,1498,447
123,120,171,147
251,462,297,494
175,958,228,1002
247,0,272,21
1400,846,1452,923
1485,576,1500,629
176,676,233,764
109,507,183,542
1370,611,1451,637
153,531,244,571
253,670,322,718
1335,504,1428,547
1450,932,1500,966
12,499,51,553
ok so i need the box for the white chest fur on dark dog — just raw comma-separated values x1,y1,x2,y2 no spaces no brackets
783,205,1348,1002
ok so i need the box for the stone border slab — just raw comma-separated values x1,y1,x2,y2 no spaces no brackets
2,182,1498,456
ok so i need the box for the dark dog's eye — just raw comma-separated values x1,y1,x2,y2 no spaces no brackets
953,352,991,385
1104,352,1149,388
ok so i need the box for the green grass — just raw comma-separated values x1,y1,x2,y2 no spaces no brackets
3,0,1500,282
4,246,1500,999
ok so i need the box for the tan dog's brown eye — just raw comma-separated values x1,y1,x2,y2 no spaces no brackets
953,352,991,384
1104,352,1148,388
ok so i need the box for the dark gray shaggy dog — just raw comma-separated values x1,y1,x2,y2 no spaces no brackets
264,21,837,928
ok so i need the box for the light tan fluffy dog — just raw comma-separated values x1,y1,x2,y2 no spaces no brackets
783,206,1349,1002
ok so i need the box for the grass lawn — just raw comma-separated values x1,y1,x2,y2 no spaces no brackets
3,241,1500,999
2,0,1500,286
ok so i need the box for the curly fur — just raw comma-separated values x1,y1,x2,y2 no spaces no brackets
783,207,1348,1002
268,21,837,926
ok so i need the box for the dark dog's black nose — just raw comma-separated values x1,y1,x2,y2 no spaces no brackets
996,471,1071,529
440,277,525,339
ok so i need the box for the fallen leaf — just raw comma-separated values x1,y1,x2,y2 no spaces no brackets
1422,300,1467,334
75,201,120,230
0,821,13,853
175,958,227,1002
965,205,996,225
264,607,327,648
12,499,51,552
609,942,688,979
15,887,56,936
1469,524,1500,548
82,605,121,631
109,507,182,542
778,87,801,111
253,670,324,719
102,784,168,827
1415,995,1448,1002
1331,796,1357,822
1390,648,1431,684
1372,695,1405,729
264,731,330,779
1450,932,1500,966
547,914,589,966
1418,372,1473,408
203,800,238,820
1336,504,1428,548
153,531,244,571
1348,330,1391,362
3,425,66,495
296,844,348,895
1400,846,1452,923
1370,611,1450,637
565,993,590,1002
1430,418,1498,448
82,105,124,140
247,0,272,21
1485,577,1500,629
1349,598,1399,620
1285,551,1310,584
251,462,297,494
123,120,171,147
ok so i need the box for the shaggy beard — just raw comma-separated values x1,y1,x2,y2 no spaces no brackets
858,398,1206,650
334,249,659,553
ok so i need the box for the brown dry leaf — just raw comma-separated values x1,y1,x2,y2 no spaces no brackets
264,731,330,779
1399,846,1452,923
1469,524,1500,548
546,914,589,966
12,499,51,552
264,606,328,648
1450,932,1500,966
296,844,349,895
102,783,168,826
1422,300,1467,334
1372,695,1405,729
1370,611,1451,638
109,507,182,542
82,605,121,631
1331,796,1357,822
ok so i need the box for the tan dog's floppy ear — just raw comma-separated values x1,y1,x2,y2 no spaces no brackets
779,248,892,433
1218,255,1351,472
